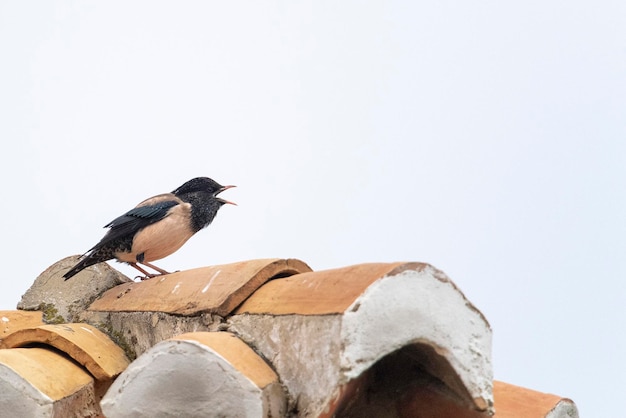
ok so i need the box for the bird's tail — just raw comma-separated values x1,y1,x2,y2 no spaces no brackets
63,254,105,281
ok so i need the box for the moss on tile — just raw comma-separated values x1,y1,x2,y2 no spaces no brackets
38,303,66,324
95,322,136,361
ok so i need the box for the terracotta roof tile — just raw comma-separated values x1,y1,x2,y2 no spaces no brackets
101,331,286,417
493,380,578,418
88,258,311,316
234,262,423,315
0,323,129,380
0,347,93,401
1,257,579,417
229,261,494,416
0,310,43,340
171,332,278,389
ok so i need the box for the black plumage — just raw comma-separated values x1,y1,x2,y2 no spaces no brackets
63,177,235,280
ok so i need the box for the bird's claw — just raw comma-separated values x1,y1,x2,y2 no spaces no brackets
135,274,158,281
135,272,172,281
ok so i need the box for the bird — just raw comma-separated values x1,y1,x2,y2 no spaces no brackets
63,177,236,281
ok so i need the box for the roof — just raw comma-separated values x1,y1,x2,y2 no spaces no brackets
0,256,579,417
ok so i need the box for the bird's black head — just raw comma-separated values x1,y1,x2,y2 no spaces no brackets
173,177,236,232
173,177,225,196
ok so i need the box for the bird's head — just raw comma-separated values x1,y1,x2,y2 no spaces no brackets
173,177,236,205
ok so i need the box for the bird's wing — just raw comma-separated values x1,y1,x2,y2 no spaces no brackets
103,203,178,229
89,196,181,252
104,193,181,228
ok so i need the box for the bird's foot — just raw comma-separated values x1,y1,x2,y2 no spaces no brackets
140,261,171,275
129,262,171,280
135,273,166,281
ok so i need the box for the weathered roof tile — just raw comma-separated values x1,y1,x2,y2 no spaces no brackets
101,331,286,418
235,262,419,315
229,261,493,416
0,347,93,400
493,380,579,418
89,258,311,316
0,323,129,380
2,257,579,417
0,347,99,416
0,310,43,340
171,332,278,389
17,255,131,323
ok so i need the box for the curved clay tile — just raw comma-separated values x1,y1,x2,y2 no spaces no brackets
88,258,311,316
0,323,129,381
229,262,493,416
101,331,285,418
0,310,43,340
0,347,96,415
493,381,579,418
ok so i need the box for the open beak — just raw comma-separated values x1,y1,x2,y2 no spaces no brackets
216,185,237,205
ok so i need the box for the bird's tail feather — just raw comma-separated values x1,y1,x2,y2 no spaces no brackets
63,255,103,280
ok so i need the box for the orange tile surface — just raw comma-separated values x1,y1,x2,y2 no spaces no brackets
0,347,93,400
0,310,43,340
235,262,430,315
88,258,311,316
0,323,129,380
493,380,571,418
171,332,278,388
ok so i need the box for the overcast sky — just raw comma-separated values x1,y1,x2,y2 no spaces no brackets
1,2,624,415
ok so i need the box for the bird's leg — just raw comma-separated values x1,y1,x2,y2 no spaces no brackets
140,261,171,275
128,262,160,280
128,261,171,281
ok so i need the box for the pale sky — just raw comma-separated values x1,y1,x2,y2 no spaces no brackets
1,2,624,416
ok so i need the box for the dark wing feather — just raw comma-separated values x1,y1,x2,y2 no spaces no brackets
90,200,180,252
104,204,177,228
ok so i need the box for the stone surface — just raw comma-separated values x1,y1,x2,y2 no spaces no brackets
229,315,342,416
101,333,286,418
80,310,226,360
0,323,129,380
17,255,131,323
0,310,43,340
88,258,311,316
